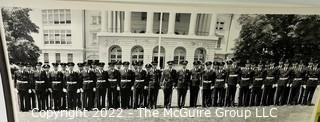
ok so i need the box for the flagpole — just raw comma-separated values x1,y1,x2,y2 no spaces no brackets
157,12,163,69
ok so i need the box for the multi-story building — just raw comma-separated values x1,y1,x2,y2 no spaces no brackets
29,9,241,69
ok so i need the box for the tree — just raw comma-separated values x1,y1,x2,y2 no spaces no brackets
234,14,320,65
2,7,40,65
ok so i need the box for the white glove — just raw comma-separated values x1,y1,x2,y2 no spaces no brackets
286,84,290,87
200,86,203,90
76,89,80,93
144,86,148,90
28,89,32,93
48,88,52,93
15,89,18,93
131,87,134,90
303,85,306,89
63,88,67,93
80,88,84,93
117,86,120,91
262,85,264,89
289,84,292,87
236,84,240,88
224,83,228,88
249,85,253,89
32,89,36,93
93,88,96,92
210,86,215,89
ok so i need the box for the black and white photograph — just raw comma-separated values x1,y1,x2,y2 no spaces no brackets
1,0,320,122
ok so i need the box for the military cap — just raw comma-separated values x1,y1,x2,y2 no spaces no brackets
98,62,105,67
151,61,158,65
84,61,91,66
137,61,144,66
145,64,152,68
180,60,188,65
42,64,50,68
122,61,130,65
167,61,174,65
67,62,75,66
116,60,122,65
77,63,84,67
93,60,100,65
132,61,138,66
60,63,67,67
205,61,212,66
87,60,93,65
52,63,59,67
108,61,115,66
36,62,43,66
193,61,200,65
213,61,219,66
220,62,225,66
226,60,233,65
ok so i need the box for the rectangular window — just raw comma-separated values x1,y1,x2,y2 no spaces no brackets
141,12,147,21
42,9,71,25
44,53,49,63
66,10,71,24
55,53,61,63
49,30,54,44
66,30,72,44
44,29,71,45
61,30,66,44
67,53,73,62
43,30,49,44
54,30,60,44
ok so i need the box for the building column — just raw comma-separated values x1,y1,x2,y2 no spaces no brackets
124,11,131,33
112,11,116,32
188,12,197,35
209,13,217,36
146,12,154,34
167,12,176,34
101,10,107,32
116,11,121,33
107,11,112,32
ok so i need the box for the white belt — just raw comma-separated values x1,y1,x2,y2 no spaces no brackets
279,78,288,80
83,80,93,83
67,82,77,84
35,81,45,84
229,74,238,77
17,80,28,83
135,80,144,82
121,80,131,82
203,81,212,83
266,77,274,80
309,78,318,81
97,80,106,83
216,79,224,82
294,78,302,81
241,78,249,80
108,79,117,82
255,78,263,81
52,81,61,84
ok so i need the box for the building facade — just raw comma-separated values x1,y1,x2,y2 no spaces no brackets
30,9,241,69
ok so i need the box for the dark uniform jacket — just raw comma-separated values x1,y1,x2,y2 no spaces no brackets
95,69,108,89
252,68,267,87
33,70,49,91
306,67,320,87
133,69,146,89
176,68,190,89
190,68,202,87
202,69,215,89
226,66,241,86
278,67,294,86
14,70,30,91
239,67,253,87
65,70,79,91
107,69,120,89
264,67,279,86
214,69,227,88
161,68,177,89
80,69,96,90
146,69,161,89
119,69,134,89
291,67,306,87
50,70,64,91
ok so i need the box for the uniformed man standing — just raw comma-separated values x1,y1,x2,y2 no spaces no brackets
176,60,190,109
65,62,79,110
119,61,134,109
275,60,293,105
303,60,319,105
50,63,64,110
107,61,121,108
288,60,306,105
251,61,266,106
33,62,48,110
60,63,68,109
95,62,108,109
225,59,241,107
15,63,31,111
202,61,215,107
76,63,84,109
239,60,253,107
160,61,177,109
26,63,36,110
81,61,97,110
189,61,202,107
261,60,279,106
146,62,161,109
133,61,146,108
213,62,226,106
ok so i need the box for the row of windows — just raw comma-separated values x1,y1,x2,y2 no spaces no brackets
42,9,71,25
43,53,73,63
109,45,206,69
43,30,72,44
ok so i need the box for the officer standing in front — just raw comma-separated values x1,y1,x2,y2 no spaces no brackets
95,62,108,109
251,61,266,106
15,63,31,111
81,61,97,110
65,62,79,110
213,62,226,106
262,60,279,106
160,61,177,109
119,61,134,109
146,61,161,109
133,61,146,108
33,62,48,110
189,61,202,107
303,60,320,105
225,59,241,107
239,60,253,106
176,60,190,109
107,61,121,108
202,61,215,107
50,63,64,110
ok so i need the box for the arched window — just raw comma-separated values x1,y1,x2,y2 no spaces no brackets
173,47,186,65
152,46,165,69
194,48,206,63
109,45,122,62
131,46,144,62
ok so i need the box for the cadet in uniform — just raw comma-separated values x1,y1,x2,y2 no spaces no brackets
146,61,161,109
33,62,48,110
107,62,120,108
15,63,31,111
202,61,215,107
189,61,202,107
119,61,134,109
50,63,64,110
239,60,253,106
95,62,108,109
65,62,79,110
225,59,241,107
76,63,84,108
288,60,306,105
81,61,97,110
176,60,190,109
262,60,279,106
160,61,177,109
116,61,122,70
303,60,320,105
133,61,146,108
26,63,36,110
213,62,226,106
251,61,266,106
275,60,293,105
